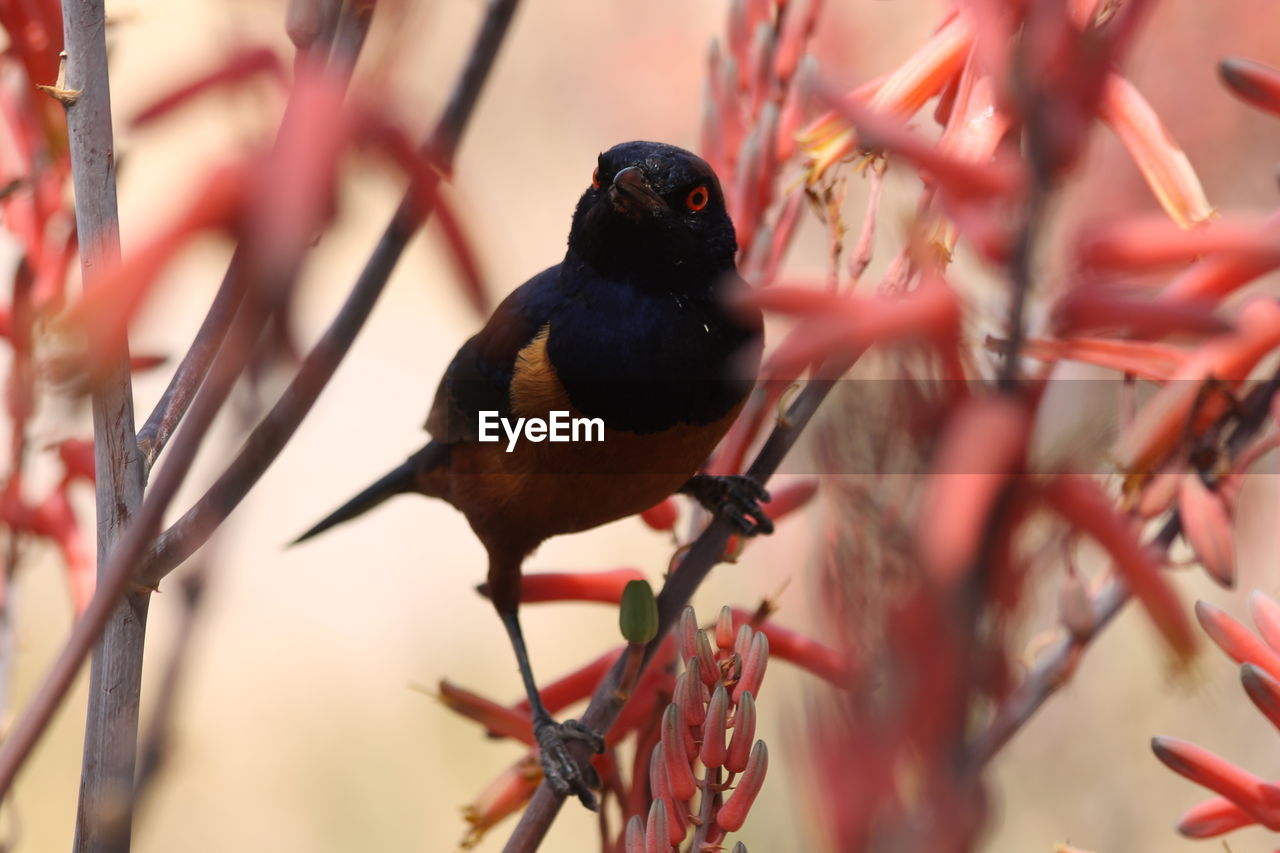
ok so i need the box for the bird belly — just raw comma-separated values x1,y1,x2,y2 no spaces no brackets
442,322,744,552
445,405,740,553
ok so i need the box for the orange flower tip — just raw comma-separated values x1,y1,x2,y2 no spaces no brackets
701,685,730,769
625,815,646,853
716,605,736,651
696,630,720,685
1178,473,1236,588
1150,735,1196,774
1053,289,1232,339
1219,58,1280,119
1240,662,1280,724
726,692,757,774
662,705,699,800
646,800,670,853
733,632,769,703
1176,797,1257,838
716,740,768,832
1247,589,1280,651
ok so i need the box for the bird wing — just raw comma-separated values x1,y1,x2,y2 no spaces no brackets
424,264,564,443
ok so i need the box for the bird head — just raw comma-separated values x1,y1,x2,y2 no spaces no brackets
568,141,738,285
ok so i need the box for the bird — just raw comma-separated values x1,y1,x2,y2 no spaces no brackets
293,140,771,808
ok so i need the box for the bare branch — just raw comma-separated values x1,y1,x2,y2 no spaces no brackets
135,269,246,471
55,1,150,850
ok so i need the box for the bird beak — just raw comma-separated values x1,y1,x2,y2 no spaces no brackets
609,166,666,218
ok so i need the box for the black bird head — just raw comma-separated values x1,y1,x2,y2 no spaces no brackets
568,141,738,285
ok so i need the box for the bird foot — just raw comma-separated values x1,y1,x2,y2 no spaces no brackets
681,474,774,536
534,716,604,809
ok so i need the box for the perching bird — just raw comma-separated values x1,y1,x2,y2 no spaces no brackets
294,141,771,807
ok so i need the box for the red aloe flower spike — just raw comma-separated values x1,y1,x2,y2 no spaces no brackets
679,699,699,762
729,608,856,684
763,186,806,286
649,742,690,845
460,753,542,849
918,396,1030,586
645,798,671,853
1080,215,1277,271
645,742,686,835
798,13,973,181
1178,473,1235,587
746,23,774,117
733,632,768,703
1219,58,1280,119
1159,232,1280,306
696,630,720,686
512,569,645,605
1132,463,1184,519
625,814,646,853
641,498,679,532
661,704,698,800
678,666,708,728
1151,736,1280,830
1196,600,1280,682
1240,663,1280,734
716,741,769,832
1097,72,1212,228
1052,288,1231,340
733,623,753,659
1176,796,1257,838
1017,336,1185,381
1043,475,1196,658
758,277,962,380
1249,590,1280,652
1115,298,1280,475
726,692,757,774
819,86,1022,201
716,605,736,652
437,681,535,746
773,0,816,86
679,606,700,666
701,685,731,769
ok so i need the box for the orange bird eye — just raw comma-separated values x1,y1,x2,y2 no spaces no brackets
592,167,601,189
686,185,709,211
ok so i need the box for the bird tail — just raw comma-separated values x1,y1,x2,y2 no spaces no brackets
290,442,450,545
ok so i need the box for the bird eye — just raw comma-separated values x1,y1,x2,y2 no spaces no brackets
592,167,601,190
686,185,709,211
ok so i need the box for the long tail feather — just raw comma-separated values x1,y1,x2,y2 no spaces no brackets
290,443,448,545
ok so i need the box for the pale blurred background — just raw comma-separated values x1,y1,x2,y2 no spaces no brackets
8,0,1280,851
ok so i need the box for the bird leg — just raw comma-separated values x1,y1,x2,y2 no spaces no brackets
679,474,774,535
498,609,604,809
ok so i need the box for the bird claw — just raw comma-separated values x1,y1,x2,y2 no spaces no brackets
534,716,603,809
682,474,773,536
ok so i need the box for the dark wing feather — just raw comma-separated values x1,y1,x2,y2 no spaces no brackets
425,265,564,443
